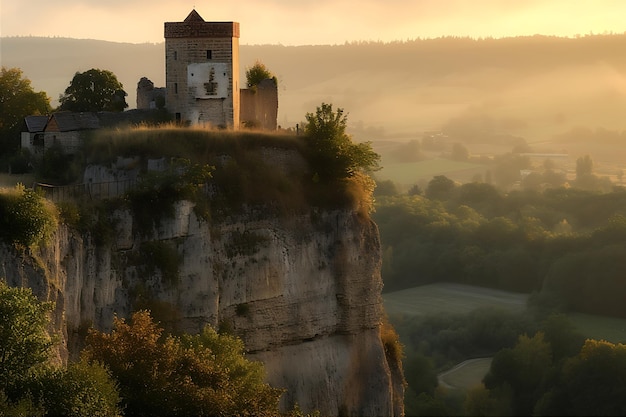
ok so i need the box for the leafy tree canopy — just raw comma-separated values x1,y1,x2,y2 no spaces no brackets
83,310,283,417
0,280,55,391
303,103,380,182
0,67,51,154
245,60,277,88
59,68,128,112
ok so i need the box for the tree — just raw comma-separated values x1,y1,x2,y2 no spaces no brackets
303,103,380,181
450,142,469,161
25,359,121,417
575,154,593,178
0,67,51,156
83,310,282,417
59,68,128,112
425,175,456,200
483,332,553,416
245,60,277,88
535,339,626,416
0,280,55,391
374,179,399,197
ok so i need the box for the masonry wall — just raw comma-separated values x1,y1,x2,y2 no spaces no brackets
165,22,240,128
240,79,278,130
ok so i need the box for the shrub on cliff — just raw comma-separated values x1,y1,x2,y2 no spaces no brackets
0,184,58,247
302,103,380,182
0,280,121,416
83,310,283,417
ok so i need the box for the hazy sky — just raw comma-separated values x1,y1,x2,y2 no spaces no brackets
2,0,625,45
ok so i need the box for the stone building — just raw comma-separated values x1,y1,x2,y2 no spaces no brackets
136,77,166,110
21,112,100,157
137,9,279,130
240,78,278,130
164,9,241,128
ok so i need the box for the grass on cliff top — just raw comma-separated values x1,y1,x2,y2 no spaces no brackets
85,125,305,166
84,125,374,217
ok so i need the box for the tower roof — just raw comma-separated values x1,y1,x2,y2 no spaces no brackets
164,10,240,38
184,9,204,23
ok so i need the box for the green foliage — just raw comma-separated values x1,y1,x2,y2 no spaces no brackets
477,334,626,416
575,154,593,178
0,184,58,247
425,175,456,200
535,339,626,416
393,307,534,372
380,317,404,376
245,60,277,88
24,360,121,417
303,103,380,182
0,390,44,417
83,310,283,417
403,350,438,397
375,187,626,315
127,158,213,233
483,332,553,416
373,179,399,197
491,153,531,188
0,67,51,157
0,282,119,416
36,143,84,185
180,326,283,415
0,280,55,391
59,68,128,112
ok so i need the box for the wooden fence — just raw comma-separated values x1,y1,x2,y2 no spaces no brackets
34,179,137,203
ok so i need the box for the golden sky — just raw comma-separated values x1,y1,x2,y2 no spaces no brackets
2,0,625,45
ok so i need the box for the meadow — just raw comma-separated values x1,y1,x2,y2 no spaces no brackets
374,157,487,189
383,283,626,390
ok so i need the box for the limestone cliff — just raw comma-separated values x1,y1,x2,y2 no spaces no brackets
0,148,404,416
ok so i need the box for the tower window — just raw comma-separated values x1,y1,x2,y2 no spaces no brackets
174,83,178,94
206,50,212,59
174,50,177,60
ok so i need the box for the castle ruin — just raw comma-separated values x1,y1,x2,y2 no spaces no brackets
137,9,278,130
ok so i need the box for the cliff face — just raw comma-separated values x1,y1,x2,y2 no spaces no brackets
1,194,403,415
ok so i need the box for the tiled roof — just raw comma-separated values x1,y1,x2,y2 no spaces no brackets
24,115,48,132
49,112,100,131
184,9,204,22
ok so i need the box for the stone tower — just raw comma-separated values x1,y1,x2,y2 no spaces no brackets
164,10,240,128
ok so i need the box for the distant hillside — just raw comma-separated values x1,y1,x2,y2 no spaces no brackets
3,35,626,141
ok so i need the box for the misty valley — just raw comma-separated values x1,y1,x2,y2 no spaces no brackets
2,32,626,416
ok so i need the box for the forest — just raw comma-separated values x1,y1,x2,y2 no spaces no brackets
373,154,626,414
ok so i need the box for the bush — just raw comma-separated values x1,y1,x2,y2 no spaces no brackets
25,360,121,417
0,184,58,247
83,310,283,417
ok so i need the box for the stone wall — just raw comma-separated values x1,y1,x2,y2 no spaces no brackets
164,16,240,128
240,78,279,130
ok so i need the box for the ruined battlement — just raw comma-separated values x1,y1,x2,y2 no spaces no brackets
164,21,240,39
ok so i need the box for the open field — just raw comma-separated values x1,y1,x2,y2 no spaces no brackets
382,283,528,317
375,158,487,189
384,283,626,391
438,358,492,390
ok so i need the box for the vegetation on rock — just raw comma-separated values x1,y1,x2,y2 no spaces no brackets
0,184,58,247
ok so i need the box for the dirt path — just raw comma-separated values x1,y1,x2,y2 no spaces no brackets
437,357,492,390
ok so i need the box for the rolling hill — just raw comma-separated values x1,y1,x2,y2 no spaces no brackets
3,34,626,146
